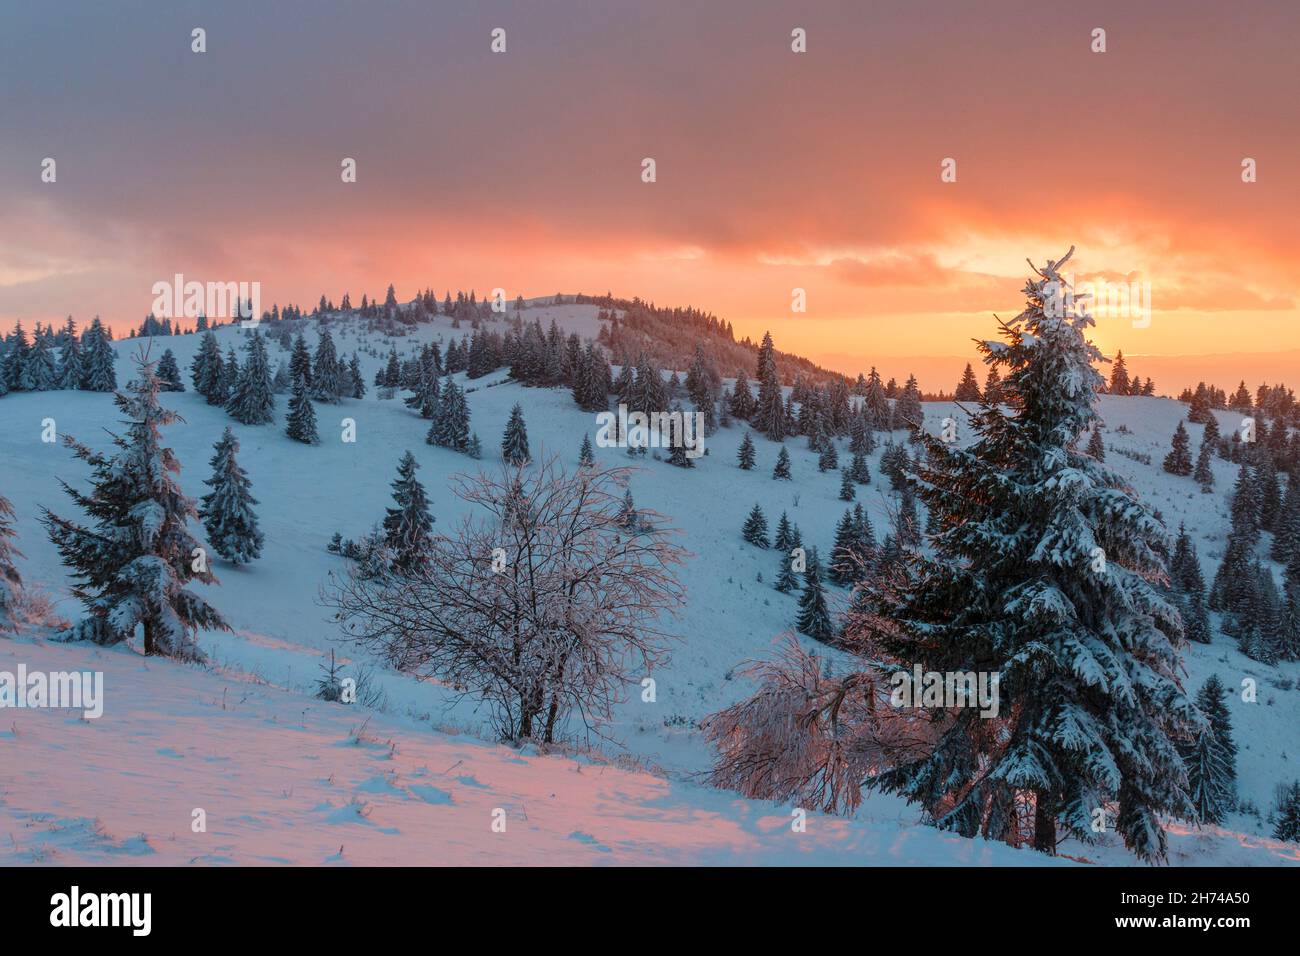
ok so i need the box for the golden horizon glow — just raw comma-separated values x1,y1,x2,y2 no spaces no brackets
1,1,1296,390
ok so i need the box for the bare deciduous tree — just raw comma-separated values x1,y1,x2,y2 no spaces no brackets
327,455,687,743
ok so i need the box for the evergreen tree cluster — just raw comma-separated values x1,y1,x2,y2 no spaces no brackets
0,317,117,397
1210,459,1300,662
1107,350,1157,396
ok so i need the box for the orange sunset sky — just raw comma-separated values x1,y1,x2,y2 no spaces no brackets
1,0,1297,390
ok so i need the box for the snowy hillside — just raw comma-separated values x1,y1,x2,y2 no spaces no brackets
2,302,1298,866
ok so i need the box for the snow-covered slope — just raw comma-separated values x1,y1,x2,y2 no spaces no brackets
1,304,1297,865
0,634,1072,866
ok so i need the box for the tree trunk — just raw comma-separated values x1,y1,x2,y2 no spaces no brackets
543,697,559,744
143,618,156,656
1033,790,1057,855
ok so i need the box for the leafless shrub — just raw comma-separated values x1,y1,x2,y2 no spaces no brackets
326,456,687,743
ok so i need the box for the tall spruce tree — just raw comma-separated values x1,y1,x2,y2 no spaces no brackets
1109,350,1130,395
226,331,276,425
1162,421,1193,476
27,327,59,390
729,369,755,421
867,250,1197,861
156,348,184,391
192,330,224,401
1086,426,1105,461
818,441,839,472
839,467,856,501
285,370,320,444
428,376,470,452
198,427,264,564
737,432,756,470
742,504,770,548
80,317,117,392
954,363,982,402
2,322,31,392
348,353,366,399
1194,433,1215,491
501,403,530,465
1275,782,1300,842
1270,476,1300,565
312,328,343,402
381,451,435,575
795,546,834,642
830,510,859,586
289,332,313,391
42,351,227,658
772,446,792,480
58,333,86,391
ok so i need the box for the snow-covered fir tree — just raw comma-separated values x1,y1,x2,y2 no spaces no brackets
57,332,85,391
348,353,366,399
1275,782,1300,842
156,348,184,391
666,432,694,468
795,546,834,642
1180,674,1236,825
742,504,770,548
2,322,32,392
501,403,530,465
818,440,839,472
1194,433,1215,491
772,446,792,480
1109,349,1130,395
862,367,890,429
1272,476,1300,565
894,374,923,431
839,468,855,501
753,333,785,441
579,433,595,467
42,350,227,658
27,327,59,390
80,317,117,392
428,376,471,452
863,250,1199,860
289,332,313,392
220,346,239,401
1162,420,1193,475
312,328,344,402
1086,425,1105,461
954,362,982,402
737,431,756,470
226,331,276,425
829,509,860,586
191,330,224,402
381,451,435,575
849,450,871,485
285,370,320,445
729,368,755,421
774,543,801,594
198,427,264,564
